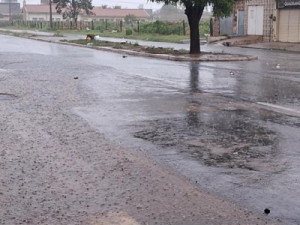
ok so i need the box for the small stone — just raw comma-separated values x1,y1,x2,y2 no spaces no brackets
264,208,270,215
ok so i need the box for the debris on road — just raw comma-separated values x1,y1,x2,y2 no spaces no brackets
264,209,271,215
86,34,94,41
94,35,101,41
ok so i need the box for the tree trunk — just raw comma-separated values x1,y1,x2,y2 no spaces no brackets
188,16,201,54
185,5,204,54
74,17,77,29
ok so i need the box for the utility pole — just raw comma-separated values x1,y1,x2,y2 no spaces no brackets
8,0,11,22
49,0,53,29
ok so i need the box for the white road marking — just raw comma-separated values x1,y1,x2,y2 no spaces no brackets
256,102,300,117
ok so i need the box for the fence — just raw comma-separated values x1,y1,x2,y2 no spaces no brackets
3,20,92,30
0,19,210,37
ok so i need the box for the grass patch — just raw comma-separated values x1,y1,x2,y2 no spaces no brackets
2,20,210,43
0,29,37,38
60,30,187,43
66,39,189,55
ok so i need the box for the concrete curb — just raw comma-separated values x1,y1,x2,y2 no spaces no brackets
0,31,258,62
49,40,258,62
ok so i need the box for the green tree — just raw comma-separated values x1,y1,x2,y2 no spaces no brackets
151,0,234,53
157,4,186,21
53,0,93,28
124,14,137,27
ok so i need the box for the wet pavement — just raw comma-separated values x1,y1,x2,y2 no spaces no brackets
73,39,300,224
0,34,300,224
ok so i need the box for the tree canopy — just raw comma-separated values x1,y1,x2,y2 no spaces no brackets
150,0,235,53
53,0,93,27
124,14,137,27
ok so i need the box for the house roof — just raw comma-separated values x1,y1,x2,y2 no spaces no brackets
23,4,59,14
90,8,150,19
23,5,150,18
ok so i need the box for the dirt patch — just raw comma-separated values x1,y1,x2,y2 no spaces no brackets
134,109,279,171
65,39,256,61
66,39,189,55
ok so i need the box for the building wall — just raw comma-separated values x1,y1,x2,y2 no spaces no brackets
212,0,245,37
80,16,149,22
24,12,63,21
245,0,276,41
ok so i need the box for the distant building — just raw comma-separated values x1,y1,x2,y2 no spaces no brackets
23,4,64,21
40,0,48,5
243,0,300,42
271,0,300,42
0,0,18,3
22,5,151,22
0,2,21,21
213,0,245,37
214,0,300,43
81,8,151,22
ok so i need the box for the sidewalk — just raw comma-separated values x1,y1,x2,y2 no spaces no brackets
240,41,300,52
213,35,300,53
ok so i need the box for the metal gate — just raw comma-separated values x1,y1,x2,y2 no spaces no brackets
247,6,264,35
238,10,244,36
279,9,300,42
220,16,233,36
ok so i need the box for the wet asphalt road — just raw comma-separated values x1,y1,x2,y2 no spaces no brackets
0,34,300,224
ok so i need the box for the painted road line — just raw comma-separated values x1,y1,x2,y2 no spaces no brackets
256,102,300,117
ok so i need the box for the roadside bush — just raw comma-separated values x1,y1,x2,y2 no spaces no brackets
139,20,183,35
126,28,133,35
199,20,210,37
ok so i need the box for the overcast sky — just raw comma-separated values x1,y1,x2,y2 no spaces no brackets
23,0,164,10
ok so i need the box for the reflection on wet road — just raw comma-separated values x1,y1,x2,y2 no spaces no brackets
73,41,300,225
1,35,300,224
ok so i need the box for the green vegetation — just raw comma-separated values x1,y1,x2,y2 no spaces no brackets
60,20,209,43
66,39,189,55
125,28,133,36
53,0,93,28
150,0,234,53
1,20,210,44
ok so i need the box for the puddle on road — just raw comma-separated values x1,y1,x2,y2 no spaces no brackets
134,109,280,172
